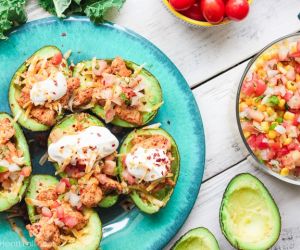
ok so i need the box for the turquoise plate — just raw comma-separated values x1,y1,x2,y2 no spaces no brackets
0,17,205,250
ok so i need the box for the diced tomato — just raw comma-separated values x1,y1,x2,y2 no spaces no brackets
63,216,78,228
241,80,255,96
293,114,300,126
56,206,64,219
269,142,281,151
287,142,299,151
284,91,293,101
289,52,300,58
41,207,52,218
256,134,269,150
60,178,71,188
247,135,257,149
254,80,267,96
20,166,31,177
51,53,63,65
297,41,300,52
295,63,300,74
277,146,290,157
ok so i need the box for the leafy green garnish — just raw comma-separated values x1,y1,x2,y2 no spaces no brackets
275,117,283,124
120,92,131,106
0,0,27,39
268,96,279,106
254,95,265,103
38,0,126,23
269,122,278,130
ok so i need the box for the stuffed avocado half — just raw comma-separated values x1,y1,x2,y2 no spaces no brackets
220,173,281,250
118,127,180,214
48,113,122,208
25,175,102,250
72,57,163,127
9,45,72,131
0,113,31,211
172,227,220,250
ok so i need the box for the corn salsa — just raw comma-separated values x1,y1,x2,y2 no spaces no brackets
239,37,300,177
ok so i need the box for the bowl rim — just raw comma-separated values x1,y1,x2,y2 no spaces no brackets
236,32,300,185
162,0,253,27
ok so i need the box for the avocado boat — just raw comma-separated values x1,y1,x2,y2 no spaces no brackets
25,175,102,250
72,57,163,127
9,45,71,131
48,113,121,208
172,227,220,250
0,113,31,211
118,127,180,214
220,173,281,250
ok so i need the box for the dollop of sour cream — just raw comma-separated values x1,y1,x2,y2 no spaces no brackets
125,147,171,182
30,72,67,106
48,126,119,167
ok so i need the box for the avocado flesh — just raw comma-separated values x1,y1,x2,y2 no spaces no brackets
26,175,102,250
118,128,180,214
0,113,31,212
9,46,69,131
220,173,281,250
73,60,163,127
48,113,119,208
172,227,220,250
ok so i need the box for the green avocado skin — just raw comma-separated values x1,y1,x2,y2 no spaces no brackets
73,59,163,128
0,113,31,212
47,113,119,208
118,128,180,214
172,227,220,250
9,45,68,132
219,173,281,250
26,175,102,250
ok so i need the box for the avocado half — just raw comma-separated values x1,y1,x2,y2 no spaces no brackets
0,113,31,212
26,175,102,250
73,60,163,127
9,46,69,131
118,127,180,214
219,173,281,250
172,227,220,250
48,112,119,208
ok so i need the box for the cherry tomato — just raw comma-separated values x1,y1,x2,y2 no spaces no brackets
201,0,225,24
254,79,267,96
51,52,63,65
241,80,255,96
169,0,196,11
180,4,205,21
255,134,268,150
225,0,249,21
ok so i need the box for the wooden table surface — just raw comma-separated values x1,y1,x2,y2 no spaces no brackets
27,0,300,249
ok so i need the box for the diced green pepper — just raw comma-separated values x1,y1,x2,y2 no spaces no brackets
269,122,278,130
275,117,283,124
268,96,279,106
0,166,8,173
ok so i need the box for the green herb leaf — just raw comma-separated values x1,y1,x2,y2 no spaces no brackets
254,95,265,103
38,0,56,15
269,123,278,130
275,117,283,124
268,96,279,106
84,0,126,23
0,0,27,39
53,0,72,17
120,92,131,106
